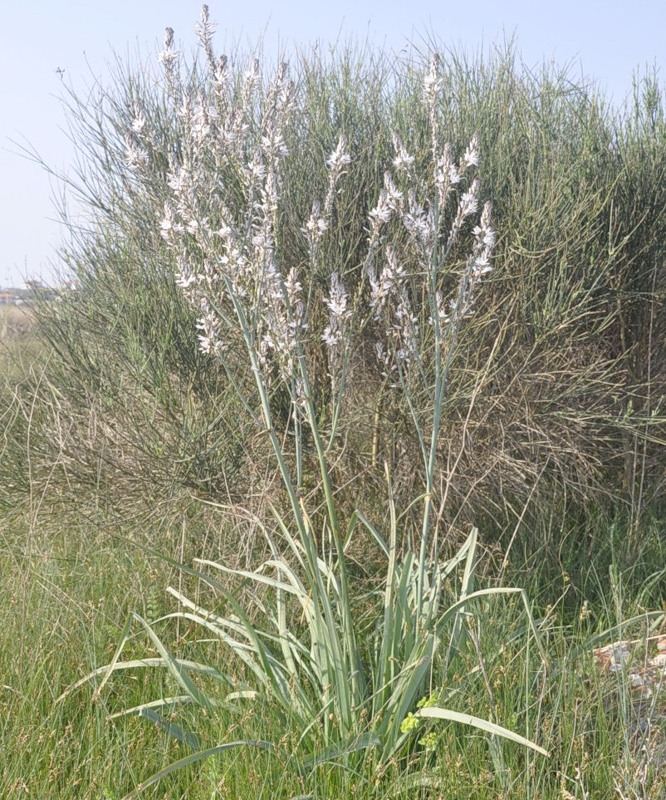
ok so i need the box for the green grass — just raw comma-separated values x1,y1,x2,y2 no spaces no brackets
0,497,663,799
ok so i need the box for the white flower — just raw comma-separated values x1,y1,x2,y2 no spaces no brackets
160,204,184,242
459,178,480,218
195,303,222,355
472,223,495,250
305,215,328,235
214,224,233,242
369,190,393,228
176,271,197,289
470,201,494,280
322,271,351,351
321,327,339,348
383,172,403,210
369,204,392,225
402,191,435,248
214,54,229,88
393,152,413,172
284,267,303,304
324,272,349,319
125,137,148,171
462,133,480,168
391,133,414,173
194,4,217,42
302,201,329,246
197,335,213,353
423,54,443,100
247,158,267,182
472,253,492,278
158,27,179,67
375,341,389,366
131,112,146,133
326,136,352,171
322,271,351,362
158,48,179,66
261,133,289,159
167,167,190,195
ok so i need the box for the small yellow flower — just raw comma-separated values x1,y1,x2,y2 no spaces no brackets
400,712,420,734
419,732,438,751
417,692,438,709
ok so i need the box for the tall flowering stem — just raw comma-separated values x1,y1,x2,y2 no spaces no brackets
154,43,364,719
364,55,494,617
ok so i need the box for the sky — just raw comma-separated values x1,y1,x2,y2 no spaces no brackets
1,0,664,288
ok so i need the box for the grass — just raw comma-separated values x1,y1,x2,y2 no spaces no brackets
1,7,665,798
0,305,33,343
0,500,664,798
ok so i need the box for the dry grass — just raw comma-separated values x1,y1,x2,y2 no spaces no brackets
0,304,33,343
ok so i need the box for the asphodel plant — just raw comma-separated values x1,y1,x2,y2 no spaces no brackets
59,6,549,793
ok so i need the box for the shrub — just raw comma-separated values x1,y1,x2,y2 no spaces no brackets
8,6,665,546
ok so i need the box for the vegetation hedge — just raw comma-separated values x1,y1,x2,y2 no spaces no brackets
4,35,665,547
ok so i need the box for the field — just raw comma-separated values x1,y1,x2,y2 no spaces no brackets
1,10,665,799
0,304,32,342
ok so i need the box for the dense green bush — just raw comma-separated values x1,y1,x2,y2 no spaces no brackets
6,19,665,547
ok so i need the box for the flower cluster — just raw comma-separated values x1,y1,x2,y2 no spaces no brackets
368,245,419,374
158,26,180,97
361,97,494,380
322,271,351,350
125,13,495,429
194,4,217,71
302,135,351,254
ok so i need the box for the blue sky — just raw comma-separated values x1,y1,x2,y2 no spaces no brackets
1,0,664,287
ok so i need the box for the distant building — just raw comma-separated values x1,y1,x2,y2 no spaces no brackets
0,292,19,305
